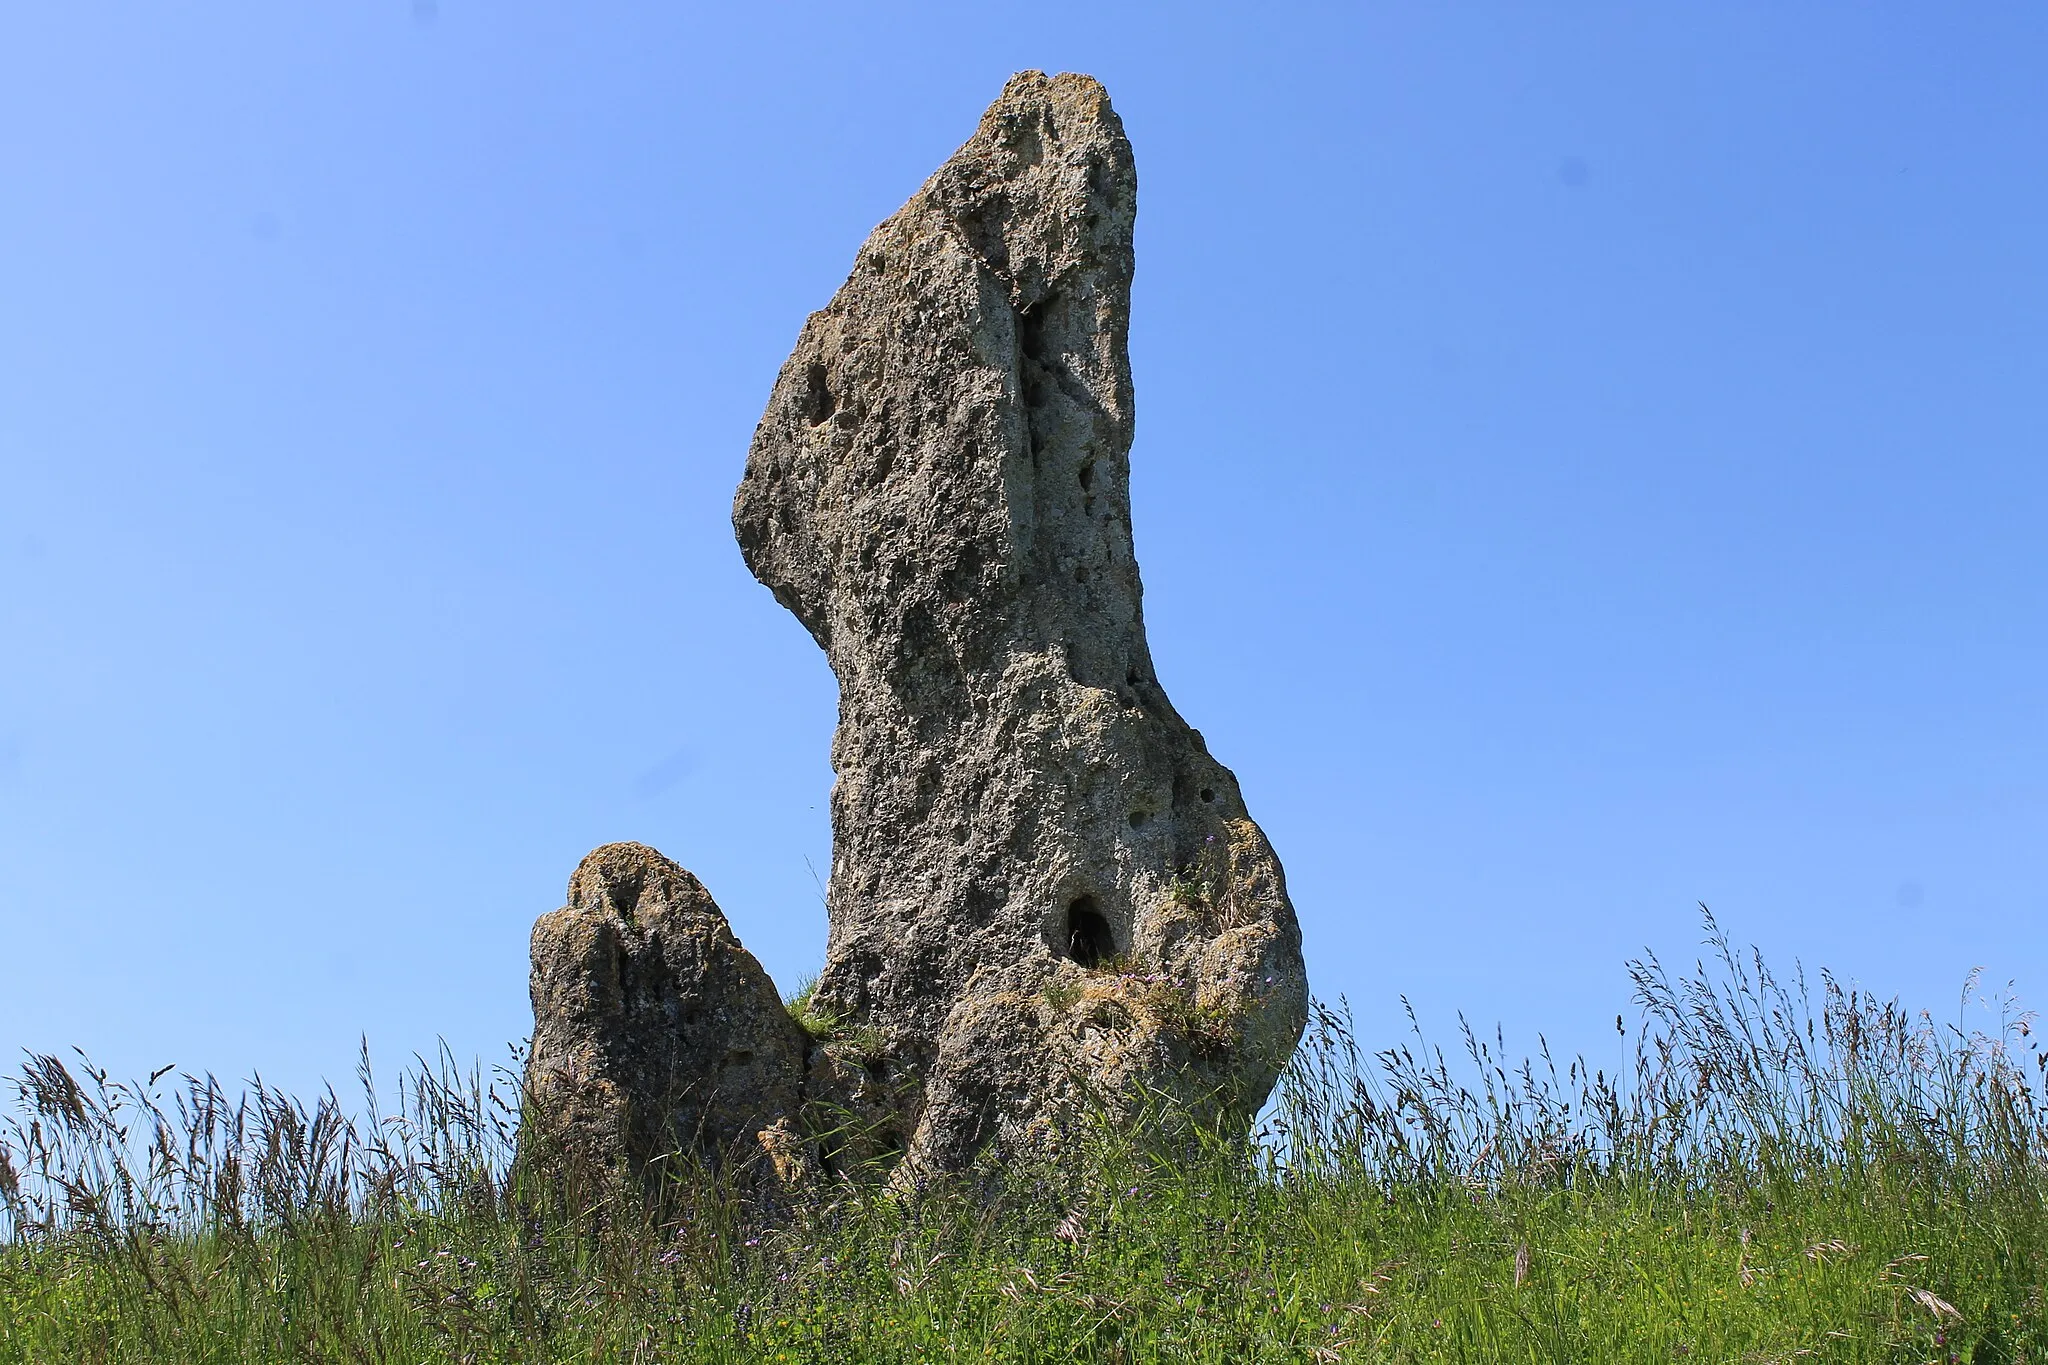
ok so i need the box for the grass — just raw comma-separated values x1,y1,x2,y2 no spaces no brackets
784,974,838,1042
3,909,2045,1362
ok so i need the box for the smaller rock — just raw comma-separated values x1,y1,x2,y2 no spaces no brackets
523,842,804,1193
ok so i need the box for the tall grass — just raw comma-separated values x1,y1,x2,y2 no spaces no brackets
4,911,2044,1362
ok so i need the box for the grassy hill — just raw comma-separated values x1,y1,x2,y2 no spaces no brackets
4,916,2042,1362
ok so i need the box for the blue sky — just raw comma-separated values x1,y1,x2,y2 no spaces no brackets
3,5,2044,1098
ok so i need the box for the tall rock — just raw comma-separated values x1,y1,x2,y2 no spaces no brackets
524,842,807,1190
735,72,1308,1173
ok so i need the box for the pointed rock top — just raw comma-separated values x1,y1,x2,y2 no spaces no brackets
566,841,714,926
914,70,1135,311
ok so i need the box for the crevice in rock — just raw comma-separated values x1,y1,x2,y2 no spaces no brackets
802,360,836,426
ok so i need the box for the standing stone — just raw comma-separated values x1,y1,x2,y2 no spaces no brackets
524,842,806,1190
735,71,1308,1174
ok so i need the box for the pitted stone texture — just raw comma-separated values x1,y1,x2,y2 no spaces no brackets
524,842,805,1187
735,71,1307,1173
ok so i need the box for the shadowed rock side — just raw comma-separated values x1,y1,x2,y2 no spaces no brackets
735,71,1308,1175
524,843,807,1191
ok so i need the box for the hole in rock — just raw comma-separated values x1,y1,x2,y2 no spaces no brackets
1078,462,1095,491
1199,787,1216,803
1127,809,1149,829
1074,567,1088,584
1065,896,1114,969
1125,667,1141,686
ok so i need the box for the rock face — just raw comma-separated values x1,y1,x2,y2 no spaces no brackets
524,842,806,1189
735,71,1308,1174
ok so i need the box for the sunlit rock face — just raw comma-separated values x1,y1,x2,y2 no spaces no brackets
735,71,1307,1174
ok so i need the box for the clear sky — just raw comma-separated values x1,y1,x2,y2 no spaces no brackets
4,5,2044,1099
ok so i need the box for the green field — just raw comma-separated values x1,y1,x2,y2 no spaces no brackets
5,916,2043,1362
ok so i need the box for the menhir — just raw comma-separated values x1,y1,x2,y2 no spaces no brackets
735,70,1308,1175
523,843,808,1192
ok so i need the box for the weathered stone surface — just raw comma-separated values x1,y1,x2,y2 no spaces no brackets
524,842,806,1188
734,71,1308,1174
